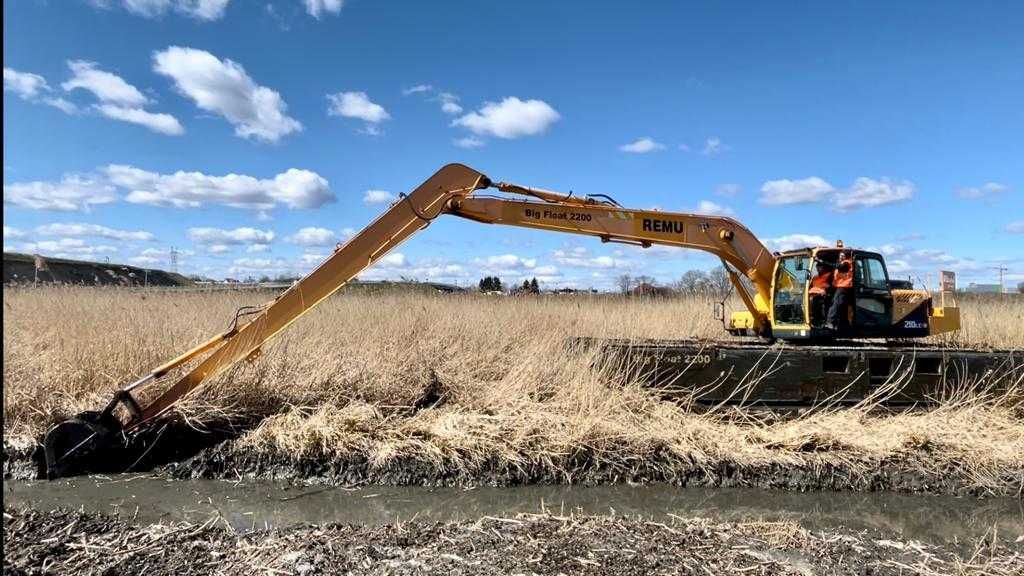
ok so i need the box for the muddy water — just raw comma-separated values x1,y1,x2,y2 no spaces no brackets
6,475,1022,543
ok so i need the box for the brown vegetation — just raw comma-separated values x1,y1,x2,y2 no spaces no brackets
7,507,1022,575
4,287,1023,492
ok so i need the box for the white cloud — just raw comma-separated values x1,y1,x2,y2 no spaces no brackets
867,243,989,278
4,226,26,239
701,137,727,156
327,91,390,123
94,104,185,135
438,92,462,115
62,60,148,106
761,176,913,210
108,164,334,210
153,46,301,142
760,177,835,205
188,227,275,245
3,175,117,211
832,177,913,212
377,252,406,267
287,227,336,246
402,84,432,96
1007,221,1024,234
405,86,463,115
247,243,271,253
453,136,485,149
4,67,79,113
228,257,293,276
59,61,184,135
206,244,231,254
552,246,635,270
363,189,396,205
715,184,740,198
474,254,537,270
957,182,1008,200
19,238,118,258
35,222,155,241
763,234,830,252
301,253,325,265
303,0,343,18
130,255,162,265
92,0,231,21
4,68,49,99
691,200,735,217
453,97,560,139
619,137,664,154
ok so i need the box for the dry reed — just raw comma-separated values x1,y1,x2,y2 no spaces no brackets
4,286,1023,490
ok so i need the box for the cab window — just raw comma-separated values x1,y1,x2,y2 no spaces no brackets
856,256,889,290
773,255,810,325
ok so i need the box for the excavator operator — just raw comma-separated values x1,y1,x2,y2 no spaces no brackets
809,261,834,327
826,251,854,331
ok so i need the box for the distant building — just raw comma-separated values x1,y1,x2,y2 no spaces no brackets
631,282,673,297
965,283,1002,294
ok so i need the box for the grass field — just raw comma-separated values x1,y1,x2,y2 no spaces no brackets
4,287,1023,491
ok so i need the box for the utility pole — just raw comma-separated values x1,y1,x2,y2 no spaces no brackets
991,266,1009,293
169,247,180,274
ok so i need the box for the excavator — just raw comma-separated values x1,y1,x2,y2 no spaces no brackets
45,163,998,479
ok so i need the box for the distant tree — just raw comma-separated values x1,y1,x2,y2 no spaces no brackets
479,276,503,292
675,270,708,295
259,275,271,283
521,279,531,292
1018,281,1024,294
616,274,633,295
634,275,655,287
529,278,540,293
706,266,732,298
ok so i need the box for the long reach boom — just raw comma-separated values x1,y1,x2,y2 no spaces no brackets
41,163,819,477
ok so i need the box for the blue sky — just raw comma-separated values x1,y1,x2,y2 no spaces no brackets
4,0,1022,289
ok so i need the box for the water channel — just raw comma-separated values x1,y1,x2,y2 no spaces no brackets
6,475,1021,544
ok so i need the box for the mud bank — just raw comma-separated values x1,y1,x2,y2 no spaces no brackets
7,437,1022,497
158,441,1024,497
6,507,1022,576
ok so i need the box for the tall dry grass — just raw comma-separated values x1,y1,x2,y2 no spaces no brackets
3,287,1023,490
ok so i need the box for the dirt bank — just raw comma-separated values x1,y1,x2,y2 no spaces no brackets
7,436,1022,497
6,507,1021,575
157,440,1024,497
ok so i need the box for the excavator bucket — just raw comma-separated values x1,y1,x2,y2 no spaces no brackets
43,410,124,479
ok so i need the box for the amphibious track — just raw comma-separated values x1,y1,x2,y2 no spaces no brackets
576,338,1021,406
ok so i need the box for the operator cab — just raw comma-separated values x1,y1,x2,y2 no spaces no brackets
768,245,924,340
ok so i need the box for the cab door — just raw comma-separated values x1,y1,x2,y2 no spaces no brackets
853,254,893,333
770,254,812,338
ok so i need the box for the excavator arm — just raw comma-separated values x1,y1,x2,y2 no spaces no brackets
43,163,775,478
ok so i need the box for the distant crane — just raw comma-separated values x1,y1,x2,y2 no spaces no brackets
992,265,1009,293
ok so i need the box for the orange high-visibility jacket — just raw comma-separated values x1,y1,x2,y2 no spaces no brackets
809,271,833,295
834,254,854,288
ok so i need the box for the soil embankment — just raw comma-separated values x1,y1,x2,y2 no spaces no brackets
161,440,1024,497
3,252,193,286
6,507,1021,575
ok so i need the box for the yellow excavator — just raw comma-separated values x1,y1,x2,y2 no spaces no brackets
44,163,964,478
